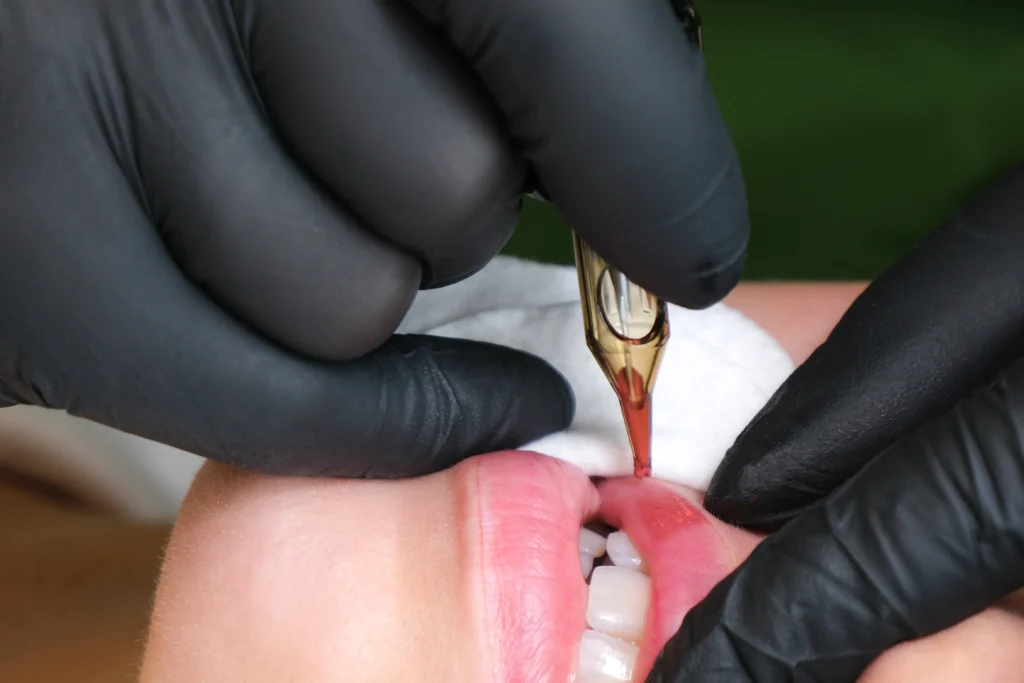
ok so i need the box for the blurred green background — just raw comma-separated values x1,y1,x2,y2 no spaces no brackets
502,0,1024,280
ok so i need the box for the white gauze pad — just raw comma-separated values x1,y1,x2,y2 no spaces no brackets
401,256,795,489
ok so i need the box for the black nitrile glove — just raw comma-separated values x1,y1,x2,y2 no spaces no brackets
0,0,747,477
707,161,1024,530
648,353,1024,682
645,163,1024,682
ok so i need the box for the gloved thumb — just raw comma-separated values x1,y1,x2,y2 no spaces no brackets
648,354,1024,683
0,253,574,477
705,162,1024,531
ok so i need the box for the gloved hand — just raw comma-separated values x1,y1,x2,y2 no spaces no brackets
646,163,1024,682
0,0,747,477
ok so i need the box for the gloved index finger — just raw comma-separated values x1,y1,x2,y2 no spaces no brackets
404,0,750,309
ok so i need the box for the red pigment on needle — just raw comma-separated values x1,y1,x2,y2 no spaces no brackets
615,367,653,479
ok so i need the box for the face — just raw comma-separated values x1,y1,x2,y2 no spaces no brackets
140,284,1024,682
141,450,1024,683
139,450,746,681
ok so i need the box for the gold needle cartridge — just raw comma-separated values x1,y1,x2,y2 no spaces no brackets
573,235,669,478
569,0,701,477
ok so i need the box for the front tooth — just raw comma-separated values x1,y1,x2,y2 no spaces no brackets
586,566,651,643
577,629,640,682
581,552,595,579
580,527,608,558
606,532,646,573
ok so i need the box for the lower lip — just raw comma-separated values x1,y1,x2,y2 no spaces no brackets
598,477,741,678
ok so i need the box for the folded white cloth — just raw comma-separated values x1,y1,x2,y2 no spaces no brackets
0,256,794,521
403,257,794,487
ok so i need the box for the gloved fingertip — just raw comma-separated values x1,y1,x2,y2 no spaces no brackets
408,337,577,460
703,458,801,532
554,368,576,430
513,357,576,440
679,240,747,310
702,488,796,533
0,387,17,408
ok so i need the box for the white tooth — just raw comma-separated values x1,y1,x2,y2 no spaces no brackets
606,532,646,573
581,552,594,578
580,527,608,558
577,629,640,682
586,566,651,643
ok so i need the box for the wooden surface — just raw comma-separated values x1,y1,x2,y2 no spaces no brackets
0,475,169,683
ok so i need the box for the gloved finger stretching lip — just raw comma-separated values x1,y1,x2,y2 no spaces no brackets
461,450,738,682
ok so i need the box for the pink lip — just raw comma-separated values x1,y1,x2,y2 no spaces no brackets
466,450,754,682
462,450,599,682
599,477,759,678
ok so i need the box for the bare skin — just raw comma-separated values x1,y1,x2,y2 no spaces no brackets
725,281,869,365
141,460,485,681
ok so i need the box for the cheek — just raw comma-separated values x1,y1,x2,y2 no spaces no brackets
146,464,478,682
859,607,1024,683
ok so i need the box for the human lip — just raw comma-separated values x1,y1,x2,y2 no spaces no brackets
461,450,744,682
458,450,600,682
598,476,757,678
